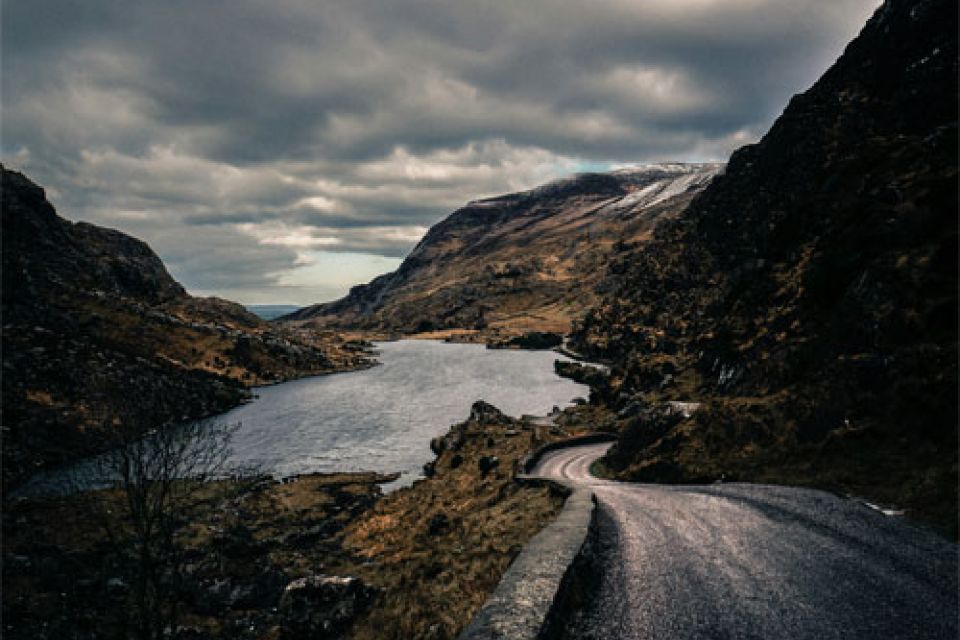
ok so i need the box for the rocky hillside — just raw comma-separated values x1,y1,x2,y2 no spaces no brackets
1,167,373,489
284,164,721,339
574,0,957,533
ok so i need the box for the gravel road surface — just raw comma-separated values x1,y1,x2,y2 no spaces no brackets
532,443,958,639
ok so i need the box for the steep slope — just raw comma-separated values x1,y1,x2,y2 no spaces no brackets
285,164,722,338
1,167,373,488
574,0,957,533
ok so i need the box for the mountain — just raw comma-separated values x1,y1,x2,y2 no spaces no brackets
283,164,722,339
1,167,373,489
573,0,957,532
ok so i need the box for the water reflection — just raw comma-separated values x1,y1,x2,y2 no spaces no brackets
15,340,589,496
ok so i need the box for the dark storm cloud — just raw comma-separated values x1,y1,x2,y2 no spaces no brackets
2,0,880,303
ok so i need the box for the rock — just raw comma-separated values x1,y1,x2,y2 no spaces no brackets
427,512,450,536
665,401,701,419
279,575,378,639
469,401,507,424
618,400,647,418
488,331,563,350
430,422,469,456
211,571,287,611
6,554,32,574
215,524,260,559
554,361,608,388
478,455,500,476
106,577,128,595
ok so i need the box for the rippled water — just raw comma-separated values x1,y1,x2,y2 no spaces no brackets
16,340,588,496
221,340,588,486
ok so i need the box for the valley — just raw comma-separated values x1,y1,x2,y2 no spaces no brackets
1,0,957,638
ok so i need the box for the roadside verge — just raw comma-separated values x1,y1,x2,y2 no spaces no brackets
458,434,616,640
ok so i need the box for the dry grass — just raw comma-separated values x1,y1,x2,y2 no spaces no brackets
3,406,606,638
338,412,572,640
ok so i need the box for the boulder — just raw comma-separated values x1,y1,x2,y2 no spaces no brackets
279,574,378,639
509,331,563,349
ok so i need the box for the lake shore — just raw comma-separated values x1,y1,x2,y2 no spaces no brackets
2,401,615,639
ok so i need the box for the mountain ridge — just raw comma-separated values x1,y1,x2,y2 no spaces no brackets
283,163,723,338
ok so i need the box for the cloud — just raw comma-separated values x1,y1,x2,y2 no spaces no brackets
1,0,880,303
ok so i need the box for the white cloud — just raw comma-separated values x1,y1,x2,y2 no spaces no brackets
1,0,880,303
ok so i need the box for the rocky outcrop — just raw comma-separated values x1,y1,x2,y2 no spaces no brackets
467,400,512,425
486,331,563,350
1,167,375,489
283,164,722,338
428,401,518,467
572,0,958,533
340,402,573,639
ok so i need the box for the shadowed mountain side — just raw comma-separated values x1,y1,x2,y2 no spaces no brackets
282,164,722,338
572,0,958,534
1,167,374,489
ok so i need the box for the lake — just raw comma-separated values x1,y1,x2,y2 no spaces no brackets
219,340,589,487
15,340,588,496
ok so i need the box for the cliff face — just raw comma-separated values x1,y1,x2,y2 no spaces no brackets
574,0,957,532
284,164,722,337
1,167,373,488
2,168,186,314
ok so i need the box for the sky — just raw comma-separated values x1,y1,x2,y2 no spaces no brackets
2,0,880,305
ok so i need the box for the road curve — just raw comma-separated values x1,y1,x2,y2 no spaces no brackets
531,443,959,640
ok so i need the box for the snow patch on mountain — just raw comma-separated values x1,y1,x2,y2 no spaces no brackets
599,163,725,214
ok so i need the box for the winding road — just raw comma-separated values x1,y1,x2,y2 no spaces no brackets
531,443,959,640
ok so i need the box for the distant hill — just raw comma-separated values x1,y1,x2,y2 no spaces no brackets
246,304,303,321
573,0,958,533
1,168,372,488
282,164,722,339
